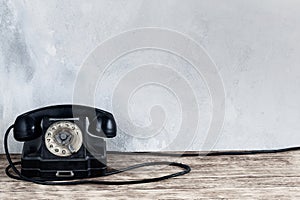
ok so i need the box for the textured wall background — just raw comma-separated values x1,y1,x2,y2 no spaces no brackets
1,0,300,153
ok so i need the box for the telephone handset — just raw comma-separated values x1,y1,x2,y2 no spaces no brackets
14,104,116,141
4,104,190,185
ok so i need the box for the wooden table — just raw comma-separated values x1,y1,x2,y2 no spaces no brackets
0,151,300,199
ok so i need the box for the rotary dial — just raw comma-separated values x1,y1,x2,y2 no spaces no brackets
45,121,83,157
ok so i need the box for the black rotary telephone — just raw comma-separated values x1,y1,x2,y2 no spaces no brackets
4,105,191,185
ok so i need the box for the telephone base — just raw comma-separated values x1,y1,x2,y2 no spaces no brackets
20,136,108,180
21,157,107,180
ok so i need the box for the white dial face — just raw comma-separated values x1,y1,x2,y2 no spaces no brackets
45,121,83,157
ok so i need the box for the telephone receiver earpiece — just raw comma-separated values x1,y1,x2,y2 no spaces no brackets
14,115,37,141
88,116,116,138
13,105,117,141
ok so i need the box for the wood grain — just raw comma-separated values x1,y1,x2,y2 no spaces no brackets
0,151,300,200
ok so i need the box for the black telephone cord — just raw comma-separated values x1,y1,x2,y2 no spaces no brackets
4,125,191,185
107,146,300,157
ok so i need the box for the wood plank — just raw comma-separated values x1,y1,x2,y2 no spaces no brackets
1,152,300,199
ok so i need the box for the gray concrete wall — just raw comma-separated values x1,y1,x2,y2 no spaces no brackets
1,0,300,153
